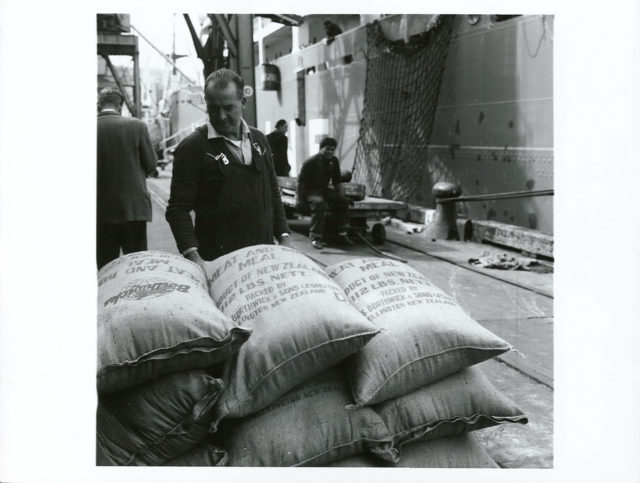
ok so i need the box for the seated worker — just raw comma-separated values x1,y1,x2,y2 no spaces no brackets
297,137,354,249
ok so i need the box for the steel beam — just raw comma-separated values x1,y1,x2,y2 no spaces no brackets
256,14,303,27
101,54,136,116
236,14,256,127
97,32,137,56
212,14,238,58
200,14,256,125
133,45,141,117
184,14,205,58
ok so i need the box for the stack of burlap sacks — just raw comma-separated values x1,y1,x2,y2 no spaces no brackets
97,246,528,467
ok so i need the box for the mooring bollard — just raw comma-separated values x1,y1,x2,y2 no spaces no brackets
422,181,462,240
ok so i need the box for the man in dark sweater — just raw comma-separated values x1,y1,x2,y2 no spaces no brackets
324,20,342,45
96,87,157,270
297,137,353,249
166,69,289,268
266,119,290,177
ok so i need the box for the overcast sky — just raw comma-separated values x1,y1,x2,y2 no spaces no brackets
126,13,205,82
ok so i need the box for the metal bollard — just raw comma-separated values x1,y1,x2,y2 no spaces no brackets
422,181,462,240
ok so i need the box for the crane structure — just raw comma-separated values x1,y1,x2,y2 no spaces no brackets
97,14,142,118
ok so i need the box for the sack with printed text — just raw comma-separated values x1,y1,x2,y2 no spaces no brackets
203,245,380,423
218,366,394,466
326,258,512,406
97,251,251,394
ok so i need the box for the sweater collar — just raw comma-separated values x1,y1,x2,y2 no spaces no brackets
207,119,250,142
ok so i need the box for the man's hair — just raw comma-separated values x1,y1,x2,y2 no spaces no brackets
319,137,338,149
204,68,244,99
98,87,124,108
275,119,287,129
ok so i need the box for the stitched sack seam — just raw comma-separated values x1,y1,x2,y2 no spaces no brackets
355,344,512,406
224,329,380,416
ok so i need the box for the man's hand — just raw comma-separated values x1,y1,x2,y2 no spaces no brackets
278,234,291,247
184,249,206,272
340,170,352,182
184,249,210,289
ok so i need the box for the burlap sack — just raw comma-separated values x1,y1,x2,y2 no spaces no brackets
164,443,228,466
328,433,499,468
385,433,498,468
370,366,527,462
203,245,379,422
96,370,223,466
326,258,512,405
326,455,379,467
219,367,394,466
97,251,251,394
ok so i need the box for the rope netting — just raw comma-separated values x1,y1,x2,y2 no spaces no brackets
353,16,455,201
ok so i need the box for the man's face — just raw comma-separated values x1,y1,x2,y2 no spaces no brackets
319,145,336,159
205,82,244,138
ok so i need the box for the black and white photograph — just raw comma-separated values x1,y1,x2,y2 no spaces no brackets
1,1,640,482
95,12,553,468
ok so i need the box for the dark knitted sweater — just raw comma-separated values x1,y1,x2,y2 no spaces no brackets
166,124,289,260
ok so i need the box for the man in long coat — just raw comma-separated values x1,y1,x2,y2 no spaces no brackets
97,87,157,270
266,119,291,176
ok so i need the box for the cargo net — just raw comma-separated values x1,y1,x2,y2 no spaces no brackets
353,16,454,201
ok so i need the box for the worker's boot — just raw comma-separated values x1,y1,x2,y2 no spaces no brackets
310,237,325,249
